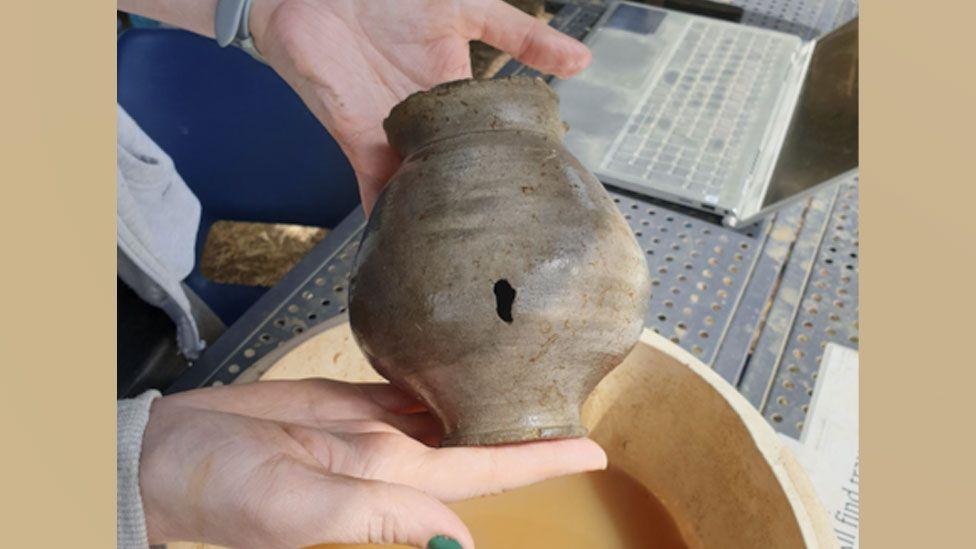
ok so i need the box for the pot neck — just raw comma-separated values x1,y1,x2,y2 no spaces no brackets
383,77,566,158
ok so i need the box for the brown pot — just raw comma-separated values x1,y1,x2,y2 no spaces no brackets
348,77,651,446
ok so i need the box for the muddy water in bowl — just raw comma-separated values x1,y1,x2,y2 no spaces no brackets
318,468,686,549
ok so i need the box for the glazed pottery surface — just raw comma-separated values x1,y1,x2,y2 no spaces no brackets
348,77,651,446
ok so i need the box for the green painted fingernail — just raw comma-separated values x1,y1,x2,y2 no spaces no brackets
427,534,462,549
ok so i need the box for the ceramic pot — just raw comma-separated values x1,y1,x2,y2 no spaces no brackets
348,77,651,446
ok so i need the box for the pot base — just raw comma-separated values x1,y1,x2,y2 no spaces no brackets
441,423,588,447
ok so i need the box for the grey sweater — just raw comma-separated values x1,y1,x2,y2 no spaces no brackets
117,104,203,547
118,390,160,548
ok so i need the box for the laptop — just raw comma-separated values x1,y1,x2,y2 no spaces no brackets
551,2,858,227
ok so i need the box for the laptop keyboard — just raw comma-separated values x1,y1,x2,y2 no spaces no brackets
604,22,796,197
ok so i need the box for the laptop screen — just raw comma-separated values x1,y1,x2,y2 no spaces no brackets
762,18,858,208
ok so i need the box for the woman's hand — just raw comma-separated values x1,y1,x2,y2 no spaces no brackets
248,0,591,213
141,379,607,548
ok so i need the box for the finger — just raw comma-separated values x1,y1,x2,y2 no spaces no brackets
294,474,475,549
463,0,591,78
283,426,606,503
280,421,440,479
385,412,444,446
426,36,475,84
341,434,609,501
412,437,608,501
358,383,429,414
165,378,426,427
349,138,401,216
313,414,443,446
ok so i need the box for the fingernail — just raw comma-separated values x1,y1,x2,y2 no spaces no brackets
427,534,462,549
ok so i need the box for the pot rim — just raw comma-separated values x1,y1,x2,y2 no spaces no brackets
386,76,558,121
382,76,564,157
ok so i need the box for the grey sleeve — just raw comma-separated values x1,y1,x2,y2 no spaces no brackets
118,390,161,549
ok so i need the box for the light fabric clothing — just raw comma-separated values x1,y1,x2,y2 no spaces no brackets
117,390,161,549
117,105,204,358
117,106,205,546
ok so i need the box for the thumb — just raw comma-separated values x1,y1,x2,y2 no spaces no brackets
463,0,591,78
296,473,475,549
346,135,401,217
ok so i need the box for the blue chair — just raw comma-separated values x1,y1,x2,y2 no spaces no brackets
118,28,360,324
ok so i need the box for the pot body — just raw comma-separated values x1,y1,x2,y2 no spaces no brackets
349,78,651,446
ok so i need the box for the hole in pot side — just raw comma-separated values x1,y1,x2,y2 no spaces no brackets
494,279,516,323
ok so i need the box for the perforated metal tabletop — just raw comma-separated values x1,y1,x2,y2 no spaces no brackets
170,0,859,439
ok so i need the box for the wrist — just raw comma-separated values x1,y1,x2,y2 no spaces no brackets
247,0,284,54
139,398,191,544
119,0,219,39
